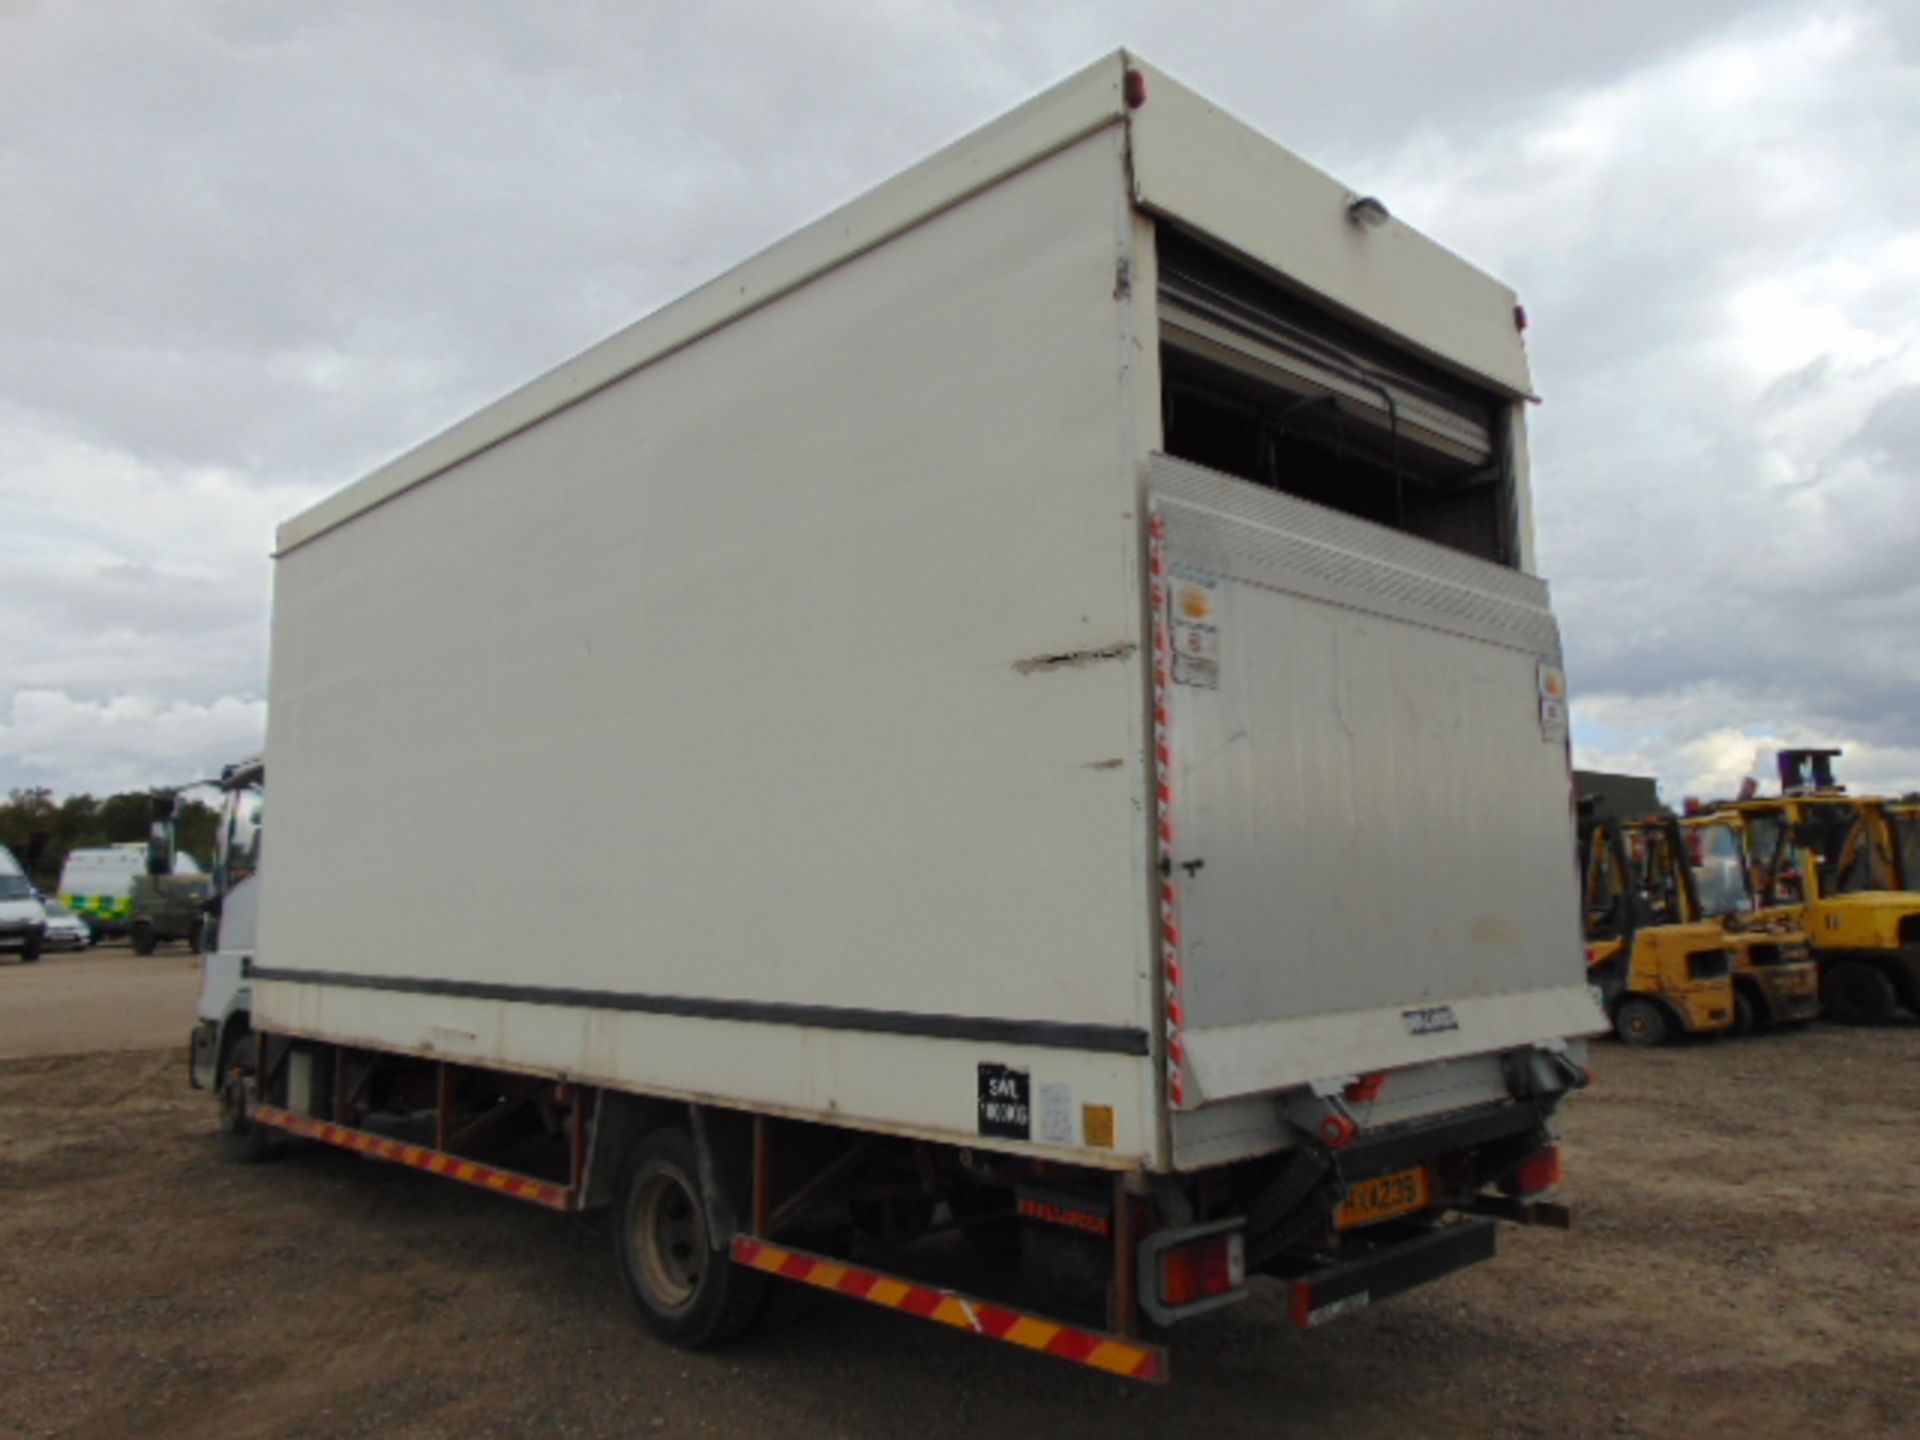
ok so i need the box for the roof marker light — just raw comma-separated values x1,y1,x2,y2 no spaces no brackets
1124,68,1148,108
1347,195,1390,230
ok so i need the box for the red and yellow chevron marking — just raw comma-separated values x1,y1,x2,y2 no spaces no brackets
731,1236,1166,1383
251,1105,573,1211
1148,508,1188,1110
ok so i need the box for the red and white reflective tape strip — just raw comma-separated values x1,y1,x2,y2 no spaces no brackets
732,1236,1167,1382
1148,509,1187,1109
251,1104,573,1210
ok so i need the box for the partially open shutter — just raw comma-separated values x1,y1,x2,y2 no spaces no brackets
1159,247,1496,470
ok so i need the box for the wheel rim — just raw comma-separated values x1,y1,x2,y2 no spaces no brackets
1619,1002,1660,1044
631,1166,707,1315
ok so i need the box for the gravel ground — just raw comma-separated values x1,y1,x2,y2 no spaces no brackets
0,977,1914,1439
0,948,200,1059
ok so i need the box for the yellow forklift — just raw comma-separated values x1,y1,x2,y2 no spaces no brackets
1643,814,1820,1033
1705,750,1920,1024
1578,809,1736,1046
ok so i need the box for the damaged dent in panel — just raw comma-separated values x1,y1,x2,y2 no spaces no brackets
1013,642,1138,675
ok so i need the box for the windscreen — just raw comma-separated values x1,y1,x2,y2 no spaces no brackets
1688,821,1753,918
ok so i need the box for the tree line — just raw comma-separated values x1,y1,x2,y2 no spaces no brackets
0,788,220,891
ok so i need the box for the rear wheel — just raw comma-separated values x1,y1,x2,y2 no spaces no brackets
130,924,157,956
1824,961,1897,1026
19,941,41,964
614,1128,767,1348
1613,996,1670,1048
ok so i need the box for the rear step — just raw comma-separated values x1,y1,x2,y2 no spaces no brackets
1285,1218,1499,1329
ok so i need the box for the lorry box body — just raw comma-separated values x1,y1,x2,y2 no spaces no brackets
227,53,1594,1367
257,52,1592,1171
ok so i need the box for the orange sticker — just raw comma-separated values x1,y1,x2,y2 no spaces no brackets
1081,1103,1115,1148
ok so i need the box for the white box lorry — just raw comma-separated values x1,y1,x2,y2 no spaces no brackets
190,52,1599,1381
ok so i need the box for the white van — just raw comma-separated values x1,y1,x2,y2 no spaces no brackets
0,846,47,963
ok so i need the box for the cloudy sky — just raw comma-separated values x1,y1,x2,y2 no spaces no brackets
3,0,1917,803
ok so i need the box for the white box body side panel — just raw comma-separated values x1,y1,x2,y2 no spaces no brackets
259,129,1159,1162
263,989,1150,1168
280,55,1130,553
1126,59,1533,401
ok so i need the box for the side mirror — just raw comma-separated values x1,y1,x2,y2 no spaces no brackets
147,793,177,878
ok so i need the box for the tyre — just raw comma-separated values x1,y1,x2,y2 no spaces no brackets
1613,996,1670,1048
131,924,156,956
1731,989,1758,1037
614,1128,768,1348
1823,961,1897,1026
217,1029,275,1163
19,943,41,964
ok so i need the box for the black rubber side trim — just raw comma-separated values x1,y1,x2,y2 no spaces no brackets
244,965,1151,1057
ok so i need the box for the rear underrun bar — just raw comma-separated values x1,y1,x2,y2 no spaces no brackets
731,1235,1168,1383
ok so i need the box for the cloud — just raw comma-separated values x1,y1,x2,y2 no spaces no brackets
1339,5,1920,794
2,1,1916,801
0,689,265,798
1572,684,1920,803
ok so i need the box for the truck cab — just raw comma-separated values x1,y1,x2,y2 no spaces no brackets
187,760,263,1096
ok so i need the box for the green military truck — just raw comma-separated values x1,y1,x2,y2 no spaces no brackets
128,872,210,954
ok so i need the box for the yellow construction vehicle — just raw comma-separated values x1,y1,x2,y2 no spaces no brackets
1647,815,1820,1033
1578,811,1736,1046
1703,750,1920,1024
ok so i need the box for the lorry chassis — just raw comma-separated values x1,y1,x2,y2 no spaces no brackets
233,1029,1172,1378
227,1027,1572,1385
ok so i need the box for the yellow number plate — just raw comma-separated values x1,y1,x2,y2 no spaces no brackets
1335,1166,1430,1230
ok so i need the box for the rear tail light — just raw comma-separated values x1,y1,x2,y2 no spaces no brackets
1140,1222,1250,1323
1511,1145,1561,1197
1159,1230,1244,1308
